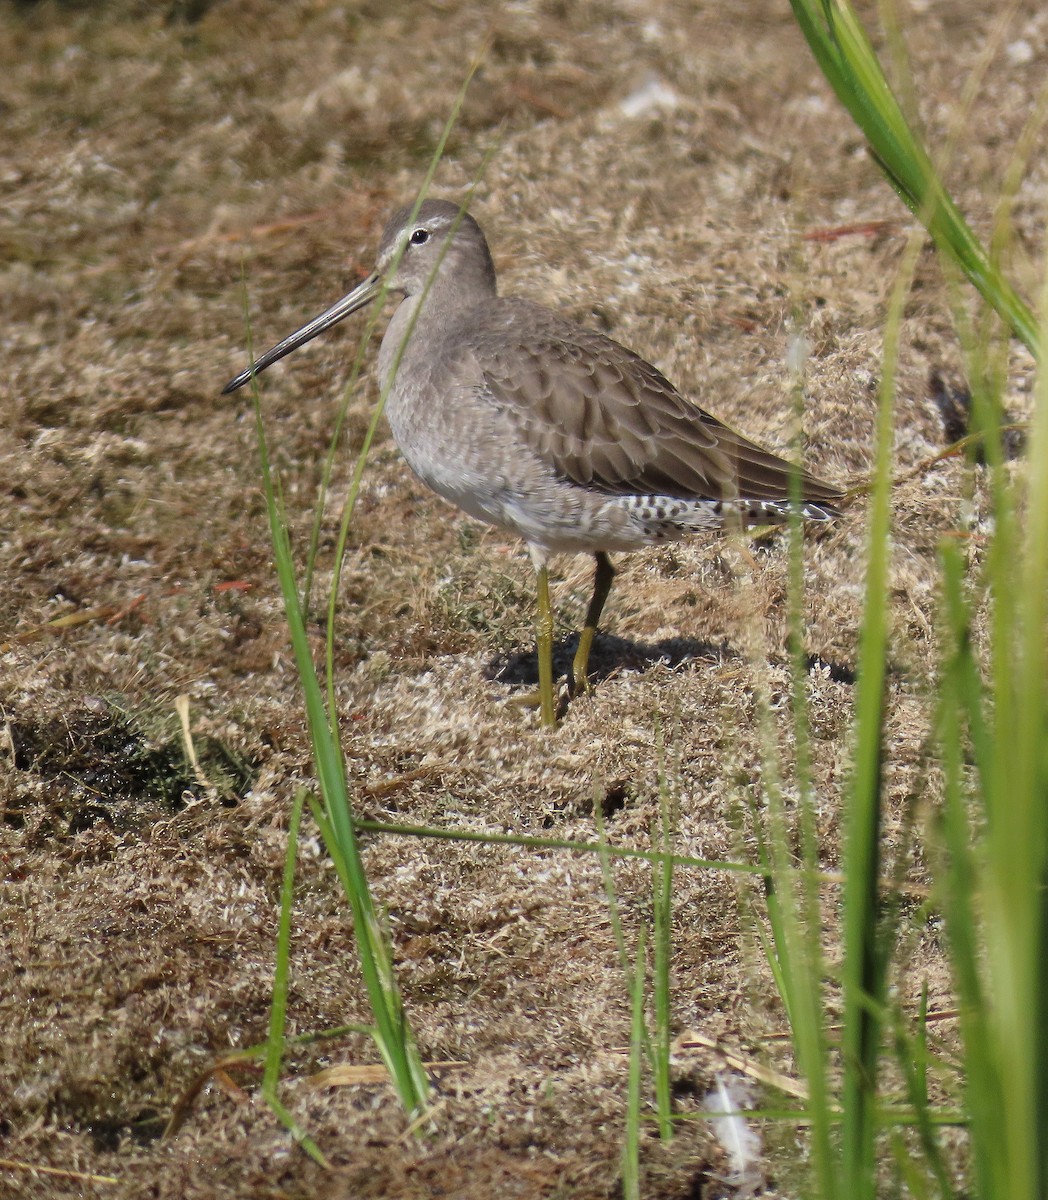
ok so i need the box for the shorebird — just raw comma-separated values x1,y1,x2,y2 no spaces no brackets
224,198,842,727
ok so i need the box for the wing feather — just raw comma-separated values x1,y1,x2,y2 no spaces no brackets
465,298,843,508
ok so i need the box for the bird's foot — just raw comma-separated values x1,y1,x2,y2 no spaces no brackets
566,671,594,700
508,688,561,726
509,680,584,725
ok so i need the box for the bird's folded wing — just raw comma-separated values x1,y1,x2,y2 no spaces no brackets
472,306,842,506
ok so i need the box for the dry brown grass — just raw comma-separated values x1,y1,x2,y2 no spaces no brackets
1,1,1042,1196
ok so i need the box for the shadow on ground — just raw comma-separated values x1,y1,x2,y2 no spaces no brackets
486,634,857,688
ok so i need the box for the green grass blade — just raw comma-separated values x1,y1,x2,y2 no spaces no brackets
239,49,501,1125
789,0,1038,357
928,182,1048,1198
322,56,499,731
621,925,647,1200
744,722,835,1191
252,380,427,1114
890,989,955,1198
356,815,766,879
256,787,329,1167
837,190,926,1200
263,786,307,1097
301,41,493,617
651,730,675,1141
322,182,491,727
592,788,635,989
935,541,998,1200
260,1092,329,1170
982,243,1048,1200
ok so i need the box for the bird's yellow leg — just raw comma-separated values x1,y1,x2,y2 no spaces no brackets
568,552,616,698
535,563,557,726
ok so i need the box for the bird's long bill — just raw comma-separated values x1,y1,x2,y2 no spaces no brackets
221,270,383,394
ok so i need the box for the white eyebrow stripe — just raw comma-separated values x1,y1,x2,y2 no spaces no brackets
415,212,453,234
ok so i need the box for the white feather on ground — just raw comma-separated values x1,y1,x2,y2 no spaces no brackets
703,1071,765,1197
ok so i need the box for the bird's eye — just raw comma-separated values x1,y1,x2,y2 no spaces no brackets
410,228,430,246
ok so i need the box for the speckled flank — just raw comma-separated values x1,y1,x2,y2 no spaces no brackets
618,494,836,541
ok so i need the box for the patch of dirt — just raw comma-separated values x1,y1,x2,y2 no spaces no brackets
1,0,1041,1195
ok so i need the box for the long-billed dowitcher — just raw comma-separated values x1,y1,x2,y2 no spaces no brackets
224,199,842,726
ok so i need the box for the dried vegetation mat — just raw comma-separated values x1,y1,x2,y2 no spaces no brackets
1,0,1042,1196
